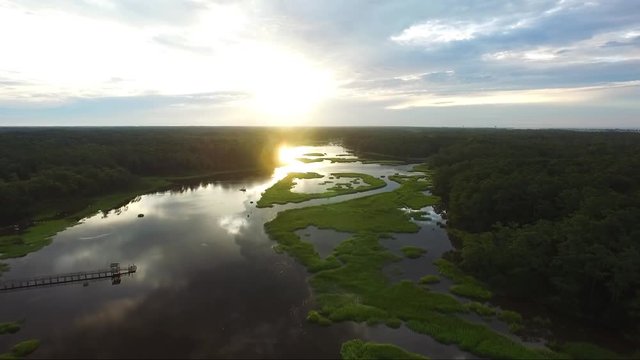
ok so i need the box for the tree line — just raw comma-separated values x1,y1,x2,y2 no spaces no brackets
343,128,640,337
0,127,280,226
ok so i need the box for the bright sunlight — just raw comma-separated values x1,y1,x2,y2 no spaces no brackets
237,45,336,122
278,144,299,164
273,144,322,181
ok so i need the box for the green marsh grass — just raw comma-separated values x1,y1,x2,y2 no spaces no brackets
1,339,40,359
306,310,332,326
498,310,523,324
410,164,433,174
557,342,622,360
361,159,406,165
0,323,20,335
419,275,440,284
340,339,428,360
465,302,497,317
401,246,427,259
434,259,492,300
265,171,555,359
296,157,324,163
257,172,386,208
410,211,431,221
406,318,553,359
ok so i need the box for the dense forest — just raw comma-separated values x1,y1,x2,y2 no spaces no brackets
343,128,640,339
0,127,280,227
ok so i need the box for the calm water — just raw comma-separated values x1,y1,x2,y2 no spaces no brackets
0,145,491,358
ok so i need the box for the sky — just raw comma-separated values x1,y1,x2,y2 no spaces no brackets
0,0,639,127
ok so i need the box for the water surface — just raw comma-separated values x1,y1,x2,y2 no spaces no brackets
0,145,510,358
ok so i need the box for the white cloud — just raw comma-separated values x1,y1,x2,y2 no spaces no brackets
0,1,332,107
483,49,558,62
385,81,640,109
394,70,455,81
482,27,640,65
390,19,501,46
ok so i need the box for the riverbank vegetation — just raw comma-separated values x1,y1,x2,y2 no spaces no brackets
0,128,280,226
434,258,492,301
256,172,386,207
0,128,281,271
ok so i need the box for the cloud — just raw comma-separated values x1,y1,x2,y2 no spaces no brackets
0,0,639,127
390,19,508,46
384,81,640,109
482,28,640,65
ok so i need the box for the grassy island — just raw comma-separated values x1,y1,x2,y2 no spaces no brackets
256,172,386,208
341,339,428,359
401,246,427,259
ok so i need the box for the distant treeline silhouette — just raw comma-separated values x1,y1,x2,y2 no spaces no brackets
0,127,279,226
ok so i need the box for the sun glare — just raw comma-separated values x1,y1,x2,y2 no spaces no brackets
273,144,319,181
278,145,299,165
238,45,336,121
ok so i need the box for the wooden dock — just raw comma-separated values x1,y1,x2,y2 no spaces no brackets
0,263,137,292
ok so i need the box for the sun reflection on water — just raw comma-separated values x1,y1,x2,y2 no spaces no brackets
272,144,322,181
278,144,299,165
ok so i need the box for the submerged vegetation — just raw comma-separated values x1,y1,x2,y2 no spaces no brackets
256,172,386,207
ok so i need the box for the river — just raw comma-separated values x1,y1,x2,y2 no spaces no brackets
0,144,510,358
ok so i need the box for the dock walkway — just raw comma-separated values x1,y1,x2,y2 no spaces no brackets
0,263,137,292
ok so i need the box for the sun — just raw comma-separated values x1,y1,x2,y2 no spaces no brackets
277,144,299,164
243,46,336,121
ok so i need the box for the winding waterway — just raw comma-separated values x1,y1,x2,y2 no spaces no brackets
0,144,515,358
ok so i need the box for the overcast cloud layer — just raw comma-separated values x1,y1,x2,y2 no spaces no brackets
0,0,639,127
